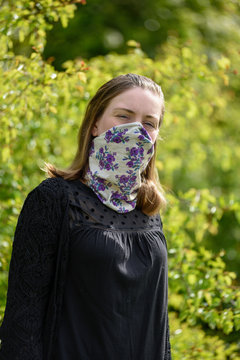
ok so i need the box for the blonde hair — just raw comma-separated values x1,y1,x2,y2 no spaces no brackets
45,73,167,215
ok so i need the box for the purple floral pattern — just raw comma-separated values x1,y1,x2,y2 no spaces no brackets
96,145,119,171
104,127,130,144
85,122,155,213
86,170,112,202
89,142,95,156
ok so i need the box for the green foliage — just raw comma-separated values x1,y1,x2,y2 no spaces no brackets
170,312,240,359
42,0,240,69
1,0,80,51
164,191,240,334
0,0,240,357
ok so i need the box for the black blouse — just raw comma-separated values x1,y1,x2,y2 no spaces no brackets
53,180,171,360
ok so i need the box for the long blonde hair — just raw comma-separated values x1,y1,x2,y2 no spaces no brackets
45,73,167,215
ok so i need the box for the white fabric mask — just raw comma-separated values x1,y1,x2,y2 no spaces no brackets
85,122,154,213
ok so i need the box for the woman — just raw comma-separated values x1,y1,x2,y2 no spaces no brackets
0,73,171,359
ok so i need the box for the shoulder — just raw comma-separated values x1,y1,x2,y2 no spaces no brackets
24,177,69,210
32,176,68,193
37,176,67,195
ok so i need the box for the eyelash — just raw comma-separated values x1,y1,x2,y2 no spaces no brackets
117,115,129,119
144,122,155,128
116,116,156,129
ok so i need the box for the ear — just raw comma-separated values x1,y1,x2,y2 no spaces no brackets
91,119,99,137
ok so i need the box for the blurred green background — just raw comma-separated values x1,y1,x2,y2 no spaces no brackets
1,0,240,358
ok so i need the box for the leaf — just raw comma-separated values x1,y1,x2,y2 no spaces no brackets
217,57,231,70
49,106,57,114
234,314,240,331
18,29,25,43
1,147,10,162
126,40,141,48
223,321,233,335
182,47,192,60
77,72,87,83
187,274,197,285
60,14,68,28
204,292,212,306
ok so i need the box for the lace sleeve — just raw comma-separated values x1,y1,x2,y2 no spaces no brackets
0,184,61,360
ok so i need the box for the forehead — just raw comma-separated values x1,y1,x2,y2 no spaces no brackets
107,87,163,113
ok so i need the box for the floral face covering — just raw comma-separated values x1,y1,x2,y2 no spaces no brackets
85,122,155,213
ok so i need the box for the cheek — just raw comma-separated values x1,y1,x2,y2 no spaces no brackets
97,116,119,135
146,129,158,143
151,135,157,143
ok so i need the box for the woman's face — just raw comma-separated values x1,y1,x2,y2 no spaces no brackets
92,87,163,143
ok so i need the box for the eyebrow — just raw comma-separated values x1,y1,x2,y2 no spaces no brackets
113,107,159,121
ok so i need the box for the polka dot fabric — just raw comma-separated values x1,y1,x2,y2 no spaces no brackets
66,179,162,232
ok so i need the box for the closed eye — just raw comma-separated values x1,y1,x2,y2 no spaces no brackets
116,114,129,119
144,122,155,128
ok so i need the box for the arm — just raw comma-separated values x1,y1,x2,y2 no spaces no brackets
164,315,172,360
0,182,61,360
